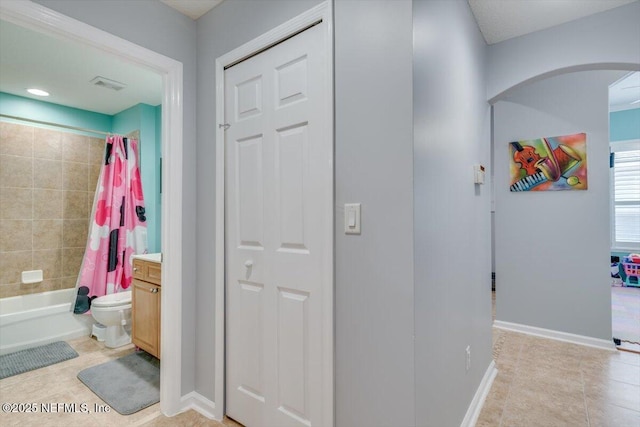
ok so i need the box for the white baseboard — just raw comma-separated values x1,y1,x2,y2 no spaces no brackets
493,320,616,351
180,392,218,421
460,360,498,427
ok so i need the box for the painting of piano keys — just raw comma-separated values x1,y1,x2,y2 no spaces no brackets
509,132,587,192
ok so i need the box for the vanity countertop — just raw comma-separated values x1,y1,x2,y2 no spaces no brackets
133,253,162,263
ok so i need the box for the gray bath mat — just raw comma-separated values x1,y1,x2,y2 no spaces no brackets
0,341,79,379
77,351,160,415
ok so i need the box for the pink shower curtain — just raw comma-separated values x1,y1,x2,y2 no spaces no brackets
77,135,148,299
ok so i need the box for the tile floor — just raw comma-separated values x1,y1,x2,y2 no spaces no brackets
1,328,638,426
477,328,640,426
0,336,241,427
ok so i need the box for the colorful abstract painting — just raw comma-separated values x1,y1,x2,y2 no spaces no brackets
509,133,588,192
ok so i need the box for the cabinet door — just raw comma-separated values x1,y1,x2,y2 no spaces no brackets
146,262,162,285
132,279,161,358
133,259,145,281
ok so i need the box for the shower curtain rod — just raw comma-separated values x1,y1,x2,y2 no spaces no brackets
0,113,110,136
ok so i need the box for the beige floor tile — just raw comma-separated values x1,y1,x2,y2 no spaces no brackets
496,357,519,379
582,358,640,386
583,376,640,413
581,347,640,370
500,386,589,427
140,409,226,427
476,397,505,427
67,335,105,354
89,400,160,426
222,416,244,426
487,374,513,406
482,327,640,427
520,352,584,377
586,399,640,427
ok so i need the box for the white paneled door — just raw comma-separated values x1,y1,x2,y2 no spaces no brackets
224,20,331,427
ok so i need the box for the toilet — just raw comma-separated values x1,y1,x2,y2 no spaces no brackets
90,291,132,348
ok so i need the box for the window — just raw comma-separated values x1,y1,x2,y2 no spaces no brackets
611,140,640,251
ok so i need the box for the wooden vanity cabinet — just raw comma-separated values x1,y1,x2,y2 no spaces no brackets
132,259,161,359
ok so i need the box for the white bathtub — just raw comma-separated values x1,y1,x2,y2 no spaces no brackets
0,288,93,355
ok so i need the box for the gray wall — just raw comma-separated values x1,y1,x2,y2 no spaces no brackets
33,0,199,395
493,70,624,340
334,1,415,426
487,1,640,101
413,1,493,426
198,0,416,424
28,1,500,425
195,0,323,402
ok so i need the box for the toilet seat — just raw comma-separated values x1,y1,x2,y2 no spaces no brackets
92,291,132,308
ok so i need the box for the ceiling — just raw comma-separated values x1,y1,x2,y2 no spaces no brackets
0,20,161,115
610,72,640,111
160,0,224,20
159,0,638,40
467,0,637,45
0,1,637,117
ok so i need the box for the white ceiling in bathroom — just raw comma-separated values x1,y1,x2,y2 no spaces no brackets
0,20,162,116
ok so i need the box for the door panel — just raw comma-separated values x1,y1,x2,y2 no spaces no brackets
236,75,263,120
237,280,265,402
276,123,309,251
225,20,329,427
276,55,308,107
236,135,264,249
277,287,309,421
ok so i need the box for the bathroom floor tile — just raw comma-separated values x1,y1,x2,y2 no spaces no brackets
0,336,146,427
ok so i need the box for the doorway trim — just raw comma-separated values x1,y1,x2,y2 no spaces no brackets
0,1,184,416
214,2,334,423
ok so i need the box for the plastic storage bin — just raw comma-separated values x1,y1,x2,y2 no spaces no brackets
621,262,640,287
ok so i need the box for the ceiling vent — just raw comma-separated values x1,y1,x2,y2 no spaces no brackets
90,76,126,91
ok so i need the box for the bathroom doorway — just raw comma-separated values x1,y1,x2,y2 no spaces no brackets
0,1,184,415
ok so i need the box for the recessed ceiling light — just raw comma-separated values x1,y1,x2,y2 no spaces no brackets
27,88,49,97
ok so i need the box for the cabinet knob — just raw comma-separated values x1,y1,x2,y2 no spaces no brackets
150,288,159,293
133,267,138,272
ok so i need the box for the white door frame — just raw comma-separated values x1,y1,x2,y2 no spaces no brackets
0,1,184,416
214,2,334,423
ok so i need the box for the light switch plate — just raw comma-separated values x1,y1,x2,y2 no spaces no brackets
344,203,361,235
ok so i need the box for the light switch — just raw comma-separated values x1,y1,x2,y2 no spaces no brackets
348,210,356,227
344,203,361,235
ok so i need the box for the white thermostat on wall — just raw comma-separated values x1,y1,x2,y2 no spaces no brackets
474,164,486,184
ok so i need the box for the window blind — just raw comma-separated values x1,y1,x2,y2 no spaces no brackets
613,148,640,248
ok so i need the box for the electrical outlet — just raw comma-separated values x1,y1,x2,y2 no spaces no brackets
465,345,471,371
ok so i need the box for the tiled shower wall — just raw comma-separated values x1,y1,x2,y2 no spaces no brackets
0,122,104,298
